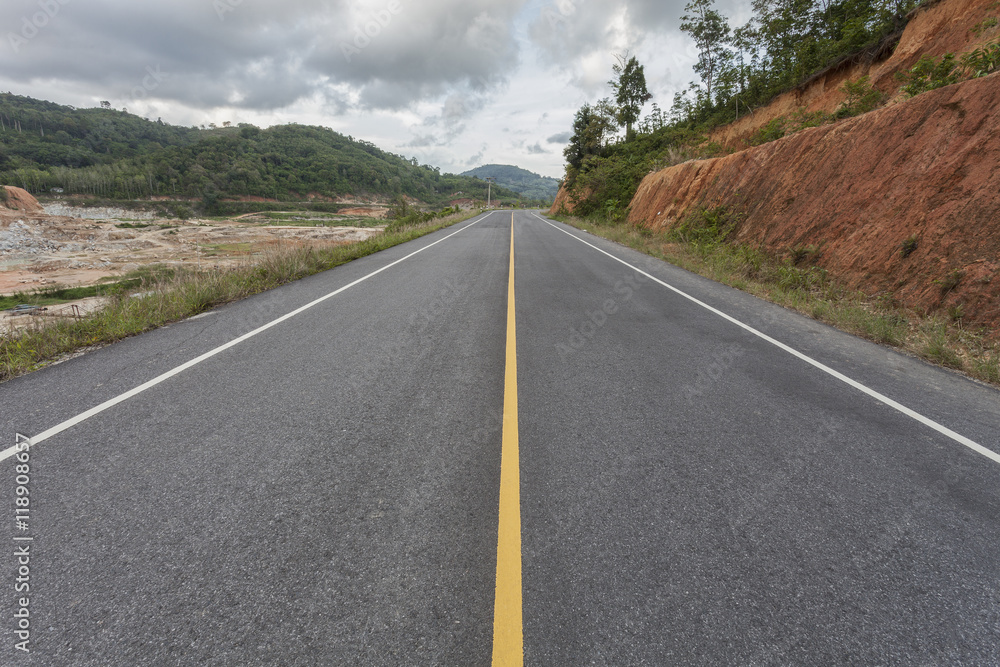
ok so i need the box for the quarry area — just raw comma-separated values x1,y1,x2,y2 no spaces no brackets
0,187,383,330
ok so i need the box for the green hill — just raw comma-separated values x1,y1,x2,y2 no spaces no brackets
0,93,524,207
461,164,560,203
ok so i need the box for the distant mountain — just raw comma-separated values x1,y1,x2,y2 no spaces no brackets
0,93,525,206
461,164,560,203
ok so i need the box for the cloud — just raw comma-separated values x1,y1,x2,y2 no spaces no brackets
405,134,439,148
0,0,726,180
465,144,487,166
0,0,529,113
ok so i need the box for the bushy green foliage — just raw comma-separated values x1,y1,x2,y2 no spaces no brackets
563,100,620,172
609,54,652,139
897,53,962,96
680,0,732,103
0,94,523,206
749,118,789,146
835,76,887,118
748,108,830,146
671,0,922,128
971,16,998,35
896,39,1000,97
960,39,1000,77
565,125,701,218
561,0,926,218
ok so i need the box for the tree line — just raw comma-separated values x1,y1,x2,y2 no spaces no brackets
0,93,535,207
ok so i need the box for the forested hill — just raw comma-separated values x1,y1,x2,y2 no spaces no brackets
0,93,523,205
461,164,561,202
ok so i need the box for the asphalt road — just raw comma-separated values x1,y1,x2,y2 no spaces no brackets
2,210,999,665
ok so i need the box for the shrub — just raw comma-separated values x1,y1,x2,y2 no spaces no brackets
897,54,961,97
671,206,739,248
900,234,918,258
835,77,887,118
936,269,964,295
749,118,787,146
789,244,819,265
960,40,1000,78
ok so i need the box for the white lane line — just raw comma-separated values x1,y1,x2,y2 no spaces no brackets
531,212,1000,465
2,213,496,462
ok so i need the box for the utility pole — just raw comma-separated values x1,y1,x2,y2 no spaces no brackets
486,177,495,209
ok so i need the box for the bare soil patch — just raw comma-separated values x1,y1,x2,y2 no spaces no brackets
0,199,382,295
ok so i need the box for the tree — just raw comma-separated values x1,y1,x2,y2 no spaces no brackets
564,99,619,172
100,101,111,109
680,0,732,103
609,53,652,140
564,104,595,171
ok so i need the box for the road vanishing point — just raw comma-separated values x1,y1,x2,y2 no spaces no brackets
2,211,999,665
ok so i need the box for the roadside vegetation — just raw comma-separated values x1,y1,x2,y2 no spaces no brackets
0,208,477,382
549,0,1000,385
556,208,1000,386
559,0,1000,219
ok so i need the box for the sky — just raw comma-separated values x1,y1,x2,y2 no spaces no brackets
0,0,749,179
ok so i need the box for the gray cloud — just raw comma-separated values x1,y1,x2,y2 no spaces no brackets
405,134,439,148
0,0,527,113
0,0,732,178
465,144,487,166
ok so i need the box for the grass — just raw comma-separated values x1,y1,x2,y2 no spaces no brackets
0,211,478,382
555,210,1000,386
199,242,254,257
0,277,156,311
252,211,385,227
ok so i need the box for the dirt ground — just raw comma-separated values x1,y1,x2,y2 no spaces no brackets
0,202,382,294
1,188,384,331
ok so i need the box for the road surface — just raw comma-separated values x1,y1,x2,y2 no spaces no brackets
2,210,999,665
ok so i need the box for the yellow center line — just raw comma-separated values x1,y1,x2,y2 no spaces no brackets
492,213,523,666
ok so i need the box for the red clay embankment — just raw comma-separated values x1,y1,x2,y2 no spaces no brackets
627,72,1000,331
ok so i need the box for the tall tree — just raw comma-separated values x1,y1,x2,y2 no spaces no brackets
680,0,733,103
609,53,652,140
564,99,619,172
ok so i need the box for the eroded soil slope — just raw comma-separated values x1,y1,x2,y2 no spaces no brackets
628,72,1000,332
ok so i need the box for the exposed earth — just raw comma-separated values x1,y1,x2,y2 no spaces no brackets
0,187,383,294
1,186,384,330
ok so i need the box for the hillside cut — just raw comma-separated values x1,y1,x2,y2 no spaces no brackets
626,72,1000,332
